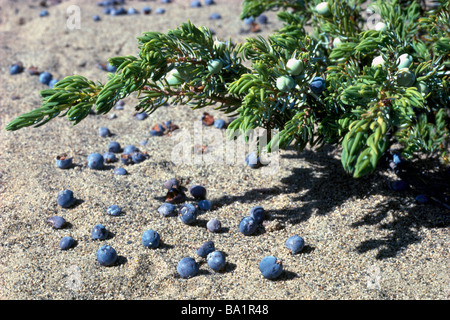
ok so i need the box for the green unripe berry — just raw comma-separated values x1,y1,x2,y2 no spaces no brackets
315,2,331,17
371,55,385,67
213,39,226,51
276,76,295,92
414,81,429,96
333,38,342,48
207,59,223,74
286,58,304,76
375,22,387,32
396,68,416,87
396,53,413,69
167,69,183,86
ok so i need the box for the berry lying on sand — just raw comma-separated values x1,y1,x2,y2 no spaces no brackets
285,235,305,255
57,190,76,208
141,229,161,249
207,251,226,271
259,256,283,279
59,236,75,250
97,245,118,266
48,216,67,229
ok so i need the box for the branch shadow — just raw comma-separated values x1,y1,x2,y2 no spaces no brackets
213,145,450,260
351,197,449,259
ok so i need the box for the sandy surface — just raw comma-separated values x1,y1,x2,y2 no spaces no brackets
0,0,449,300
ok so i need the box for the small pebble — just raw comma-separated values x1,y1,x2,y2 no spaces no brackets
264,219,284,232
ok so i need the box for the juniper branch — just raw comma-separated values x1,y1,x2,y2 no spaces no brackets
5,1,450,179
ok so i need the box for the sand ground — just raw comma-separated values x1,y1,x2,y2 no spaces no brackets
0,0,449,300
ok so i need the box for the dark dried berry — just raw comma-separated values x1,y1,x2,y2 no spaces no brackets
165,188,187,204
149,124,165,136
201,112,214,126
28,66,40,76
164,122,179,133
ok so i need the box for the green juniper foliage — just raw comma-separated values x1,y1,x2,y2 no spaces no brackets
5,0,450,178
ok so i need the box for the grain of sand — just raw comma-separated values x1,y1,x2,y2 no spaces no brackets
0,0,449,300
